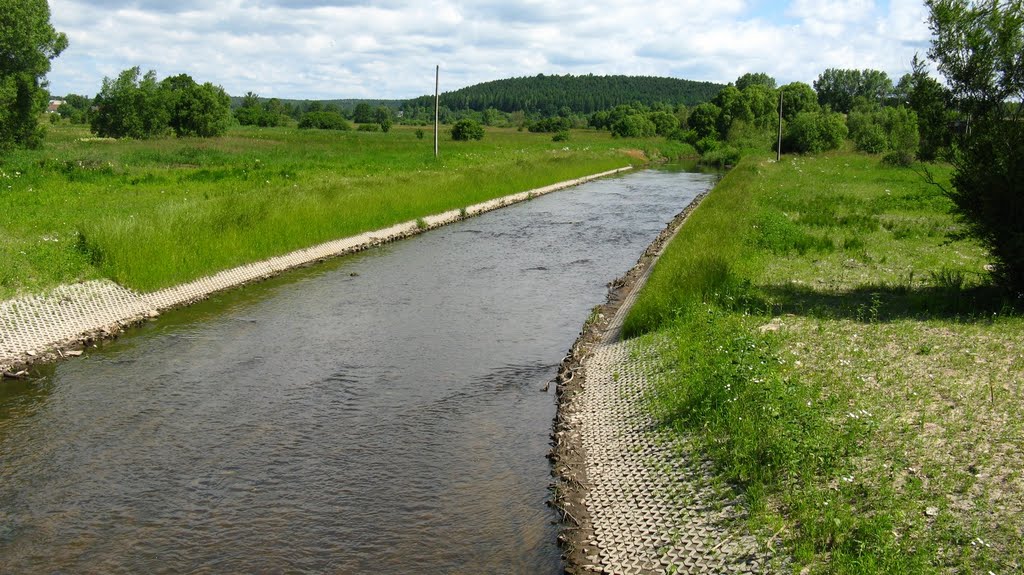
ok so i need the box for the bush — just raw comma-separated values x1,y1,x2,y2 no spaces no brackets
415,128,424,140
610,114,656,138
298,111,351,130
450,119,484,141
552,130,570,142
357,123,381,132
701,145,741,167
528,117,572,133
783,111,847,153
694,135,720,155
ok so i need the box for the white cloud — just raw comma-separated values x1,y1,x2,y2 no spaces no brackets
46,0,937,99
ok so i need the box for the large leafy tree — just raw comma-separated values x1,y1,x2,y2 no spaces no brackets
814,68,894,113
926,0,1024,290
0,0,67,151
162,74,231,137
90,67,170,138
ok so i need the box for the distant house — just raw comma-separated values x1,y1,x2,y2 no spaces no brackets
47,99,65,113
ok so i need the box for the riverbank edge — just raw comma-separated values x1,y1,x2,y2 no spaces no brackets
549,189,709,574
0,166,632,376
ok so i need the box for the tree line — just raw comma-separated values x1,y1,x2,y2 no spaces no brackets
403,74,725,118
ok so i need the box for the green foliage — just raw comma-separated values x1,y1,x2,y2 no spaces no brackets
552,130,570,142
352,102,374,123
0,0,67,151
404,74,725,116
927,0,1024,291
528,116,572,133
814,68,894,113
356,123,381,132
90,67,171,139
848,105,920,158
450,118,484,141
374,106,393,132
687,102,722,139
56,94,92,124
415,128,425,140
700,144,741,167
610,114,656,138
783,111,848,153
779,82,819,121
904,55,955,161
735,72,777,91
234,92,289,127
162,74,231,138
647,110,680,136
298,111,351,130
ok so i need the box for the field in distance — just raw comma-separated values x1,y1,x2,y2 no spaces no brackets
0,123,661,299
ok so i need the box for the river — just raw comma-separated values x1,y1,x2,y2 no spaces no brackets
0,166,715,574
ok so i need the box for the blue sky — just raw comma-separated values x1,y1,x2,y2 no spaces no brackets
47,0,935,100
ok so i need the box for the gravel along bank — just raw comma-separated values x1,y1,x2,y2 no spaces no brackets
0,167,631,375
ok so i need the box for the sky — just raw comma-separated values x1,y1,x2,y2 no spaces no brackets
47,0,935,101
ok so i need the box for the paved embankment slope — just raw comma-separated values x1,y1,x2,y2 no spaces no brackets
553,192,767,574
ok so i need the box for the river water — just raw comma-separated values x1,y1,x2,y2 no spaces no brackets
0,167,715,574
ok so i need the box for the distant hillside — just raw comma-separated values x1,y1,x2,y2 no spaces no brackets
228,96,404,111
403,74,725,115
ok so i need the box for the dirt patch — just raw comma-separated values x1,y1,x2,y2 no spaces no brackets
549,191,708,573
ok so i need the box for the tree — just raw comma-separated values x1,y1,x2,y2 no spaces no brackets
0,0,67,151
374,106,393,132
162,74,231,137
450,118,484,141
687,102,721,139
91,67,170,139
610,113,656,138
926,0,1024,290
352,102,374,123
814,68,894,113
56,93,92,124
779,82,819,121
904,55,955,161
735,72,776,91
782,111,848,153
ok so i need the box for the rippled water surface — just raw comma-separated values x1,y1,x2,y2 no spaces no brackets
0,167,715,573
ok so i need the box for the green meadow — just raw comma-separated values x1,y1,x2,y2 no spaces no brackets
0,123,672,298
626,151,1023,573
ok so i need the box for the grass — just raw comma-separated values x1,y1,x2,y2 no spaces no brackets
625,150,1024,573
0,122,674,298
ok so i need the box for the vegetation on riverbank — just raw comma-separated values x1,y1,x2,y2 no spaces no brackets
625,150,1023,573
0,122,687,298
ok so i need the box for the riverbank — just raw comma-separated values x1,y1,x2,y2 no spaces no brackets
1,124,663,299
0,166,630,375
550,191,766,573
618,151,1023,573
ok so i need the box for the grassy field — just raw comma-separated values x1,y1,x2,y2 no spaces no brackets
0,123,681,299
625,151,1023,573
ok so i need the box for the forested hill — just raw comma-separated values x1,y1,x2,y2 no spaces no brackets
403,74,725,115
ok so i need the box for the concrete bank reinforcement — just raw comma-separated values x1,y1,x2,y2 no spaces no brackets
551,192,769,574
0,167,631,375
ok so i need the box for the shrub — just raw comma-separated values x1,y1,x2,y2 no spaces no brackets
450,119,484,141
415,128,425,140
552,130,570,142
357,123,381,132
701,145,741,167
783,111,847,153
610,114,656,138
298,111,351,130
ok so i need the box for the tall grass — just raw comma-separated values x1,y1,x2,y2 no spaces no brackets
0,124,651,296
626,152,1022,573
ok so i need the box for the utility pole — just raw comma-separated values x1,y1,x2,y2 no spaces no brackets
777,90,784,162
434,65,439,158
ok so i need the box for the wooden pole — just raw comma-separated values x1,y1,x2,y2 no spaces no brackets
777,90,783,162
434,65,439,158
